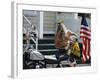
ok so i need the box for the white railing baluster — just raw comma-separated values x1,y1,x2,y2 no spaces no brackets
23,15,38,51
36,31,38,50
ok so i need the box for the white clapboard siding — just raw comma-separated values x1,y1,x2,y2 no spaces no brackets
43,11,56,33
56,12,81,40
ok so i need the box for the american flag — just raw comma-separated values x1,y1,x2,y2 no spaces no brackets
80,16,91,63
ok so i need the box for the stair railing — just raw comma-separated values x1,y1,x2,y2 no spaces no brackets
23,15,38,50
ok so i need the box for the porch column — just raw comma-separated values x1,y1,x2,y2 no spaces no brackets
38,11,43,39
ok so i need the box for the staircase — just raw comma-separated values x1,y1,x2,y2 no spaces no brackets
38,34,58,55
30,33,58,55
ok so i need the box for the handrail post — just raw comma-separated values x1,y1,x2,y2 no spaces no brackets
35,30,38,50
23,15,38,51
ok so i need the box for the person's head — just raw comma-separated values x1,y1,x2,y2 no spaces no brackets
57,20,64,32
57,20,64,24
57,22,62,32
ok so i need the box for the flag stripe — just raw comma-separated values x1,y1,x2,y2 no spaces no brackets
86,39,88,59
88,39,91,59
81,26,91,32
80,34,91,40
80,31,91,37
80,30,91,35
82,39,86,63
84,39,88,60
